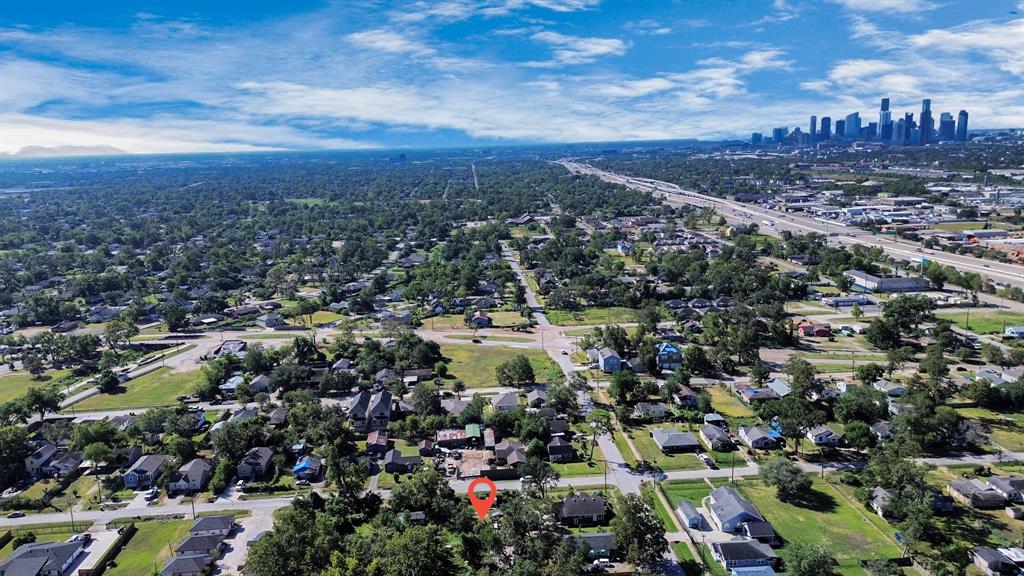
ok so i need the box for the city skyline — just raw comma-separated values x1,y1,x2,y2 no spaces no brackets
2,0,1022,155
751,96,973,146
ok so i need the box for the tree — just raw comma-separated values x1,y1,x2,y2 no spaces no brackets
585,409,612,460
159,303,188,332
451,379,466,399
886,346,915,378
855,363,885,385
22,354,44,377
96,370,120,394
243,343,276,374
83,442,112,469
962,379,1000,407
842,420,877,451
783,356,819,399
610,494,668,568
25,386,61,422
919,345,948,385
749,362,771,387
411,382,442,416
495,354,536,387
376,525,460,576
0,426,31,485
759,456,812,502
103,317,138,352
783,542,838,576
850,302,863,319
608,371,640,405
866,318,902,350
683,345,712,376
518,457,559,498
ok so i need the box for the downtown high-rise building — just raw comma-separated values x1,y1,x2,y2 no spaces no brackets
772,127,787,142
879,98,893,141
835,119,846,139
938,112,955,141
809,115,817,140
919,98,933,145
956,110,969,141
751,132,763,145
844,112,861,138
819,116,831,141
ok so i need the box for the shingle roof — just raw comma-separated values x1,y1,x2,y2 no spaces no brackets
710,487,763,525
559,494,605,518
651,429,699,449
190,515,234,534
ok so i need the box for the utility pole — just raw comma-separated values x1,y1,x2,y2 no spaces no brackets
191,493,197,520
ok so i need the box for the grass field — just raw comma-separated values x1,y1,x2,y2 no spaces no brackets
660,479,715,509
936,310,1024,335
957,407,1024,451
440,344,561,388
106,518,191,576
445,334,535,343
289,310,347,326
611,429,638,467
628,424,705,471
931,221,1010,232
73,367,201,410
640,483,677,533
706,386,754,418
546,307,638,327
0,369,73,400
509,225,545,238
739,477,902,575
799,352,888,361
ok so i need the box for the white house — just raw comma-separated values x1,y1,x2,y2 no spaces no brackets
807,425,841,446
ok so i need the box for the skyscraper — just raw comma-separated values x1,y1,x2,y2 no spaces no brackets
902,113,915,145
751,132,763,145
879,98,892,141
919,99,933,145
938,112,955,141
956,110,969,141
819,116,831,141
844,112,861,139
895,118,906,143
809,115,817,141
866,122,878,141
772,127,787,143
835,119,846,139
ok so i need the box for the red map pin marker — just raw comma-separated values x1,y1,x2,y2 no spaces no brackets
468,477,497,519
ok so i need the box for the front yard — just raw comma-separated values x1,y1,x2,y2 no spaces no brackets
72,367,202,410
440,344,561,388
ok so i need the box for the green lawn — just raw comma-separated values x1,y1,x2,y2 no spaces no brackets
629,424,705,471
738,477,903,575
445,334,535,343
931,221,1009,232
546,307,638,327
0,369,73,400
799,352,888,362
440,344,561,388
640,483,677,533
72,367,201,410
106,519,191,576
706,387,754,418
936,310,1024,335
611,429,638,467
660,479,714,509
957,407,1024,451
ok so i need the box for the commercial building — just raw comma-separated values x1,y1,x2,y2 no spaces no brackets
844,270,931,293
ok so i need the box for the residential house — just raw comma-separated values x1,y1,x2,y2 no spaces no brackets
237,447,274,480
47,452,84,477
556,494,606,526
677,500,703,528
871,421,893,441
989,476,1024,504
249,373,272,394
709,487,764,532
468,311,492,328
0,540,86,576
169,459,212,493
174,534,225,559
736,386,780,404
574,533,618,560
701,425,734,452
948,479,1007,509
799,324,832,338
870,487,892,518
675,385,700,408
873,379,907,397
256,313,285,328
972,547,1019,576
124,454,170,489
494,440,525,466
547,437,576,462
806,425,841,446
712,539,778,571
24,441,57,476
765,378,791,398
656,342,682,371
189,515,235,537
651,429,700,453
292,455,323,480
160,554,208,576
383,450,422,474
366,431,391,459
267,408,288,427
435,428,468,449
589,347,621,373
109,414,137,431
526,390,547,408
441,399,470,418
492,392,519,412
632,402,669,421
348,390,393,433
704,413,728,428
740,521,780,546
739,426,778,450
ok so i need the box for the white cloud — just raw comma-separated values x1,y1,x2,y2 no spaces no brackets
907,18,1024,76
624,19,672,36
829,0,938,13
345,29,435,56
596,77,676,98
526,31,627,65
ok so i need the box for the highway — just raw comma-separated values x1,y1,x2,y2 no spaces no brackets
558,160,1024,290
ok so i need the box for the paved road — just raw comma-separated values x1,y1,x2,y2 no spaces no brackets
559,161,1024,291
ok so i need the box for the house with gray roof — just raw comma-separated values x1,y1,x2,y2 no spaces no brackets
712,538,778,571
0,540,86,576
124,454,170,489
189,515,236,537
651,429,700,453
709,487,764,532
492,392,519,412
556,494,606,526
988,476,1024,504
237,447,274,480
169,459,212,493
701,425,733,452
739,426,778,450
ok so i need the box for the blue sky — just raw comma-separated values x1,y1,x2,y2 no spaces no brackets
2,0,1022,154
